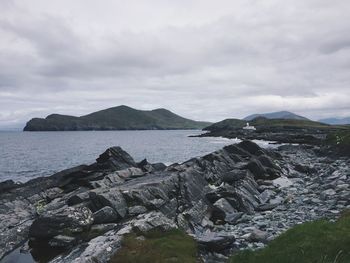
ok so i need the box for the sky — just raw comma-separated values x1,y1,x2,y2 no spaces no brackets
0,0,350,128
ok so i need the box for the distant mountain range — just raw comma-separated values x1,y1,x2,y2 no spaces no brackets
318,117,350,125
244,111,309,121
23,106,211,131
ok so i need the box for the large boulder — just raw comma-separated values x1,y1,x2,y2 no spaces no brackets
96,147,137,170
137,159,167,172
132,212,177,233
197,232,235,252
213,198,236,216
0,180,18,193
246,228,269,243
247,159,279,180
88,190,127,219
93,206,119,224
237,140,265,156
29,207,94,239
222,170,246,184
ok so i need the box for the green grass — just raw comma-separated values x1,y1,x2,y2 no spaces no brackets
228,211,350,263
326,131,350,146
325,131,350,155
109,229,198,263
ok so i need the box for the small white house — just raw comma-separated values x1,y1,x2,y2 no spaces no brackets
243,122,256,131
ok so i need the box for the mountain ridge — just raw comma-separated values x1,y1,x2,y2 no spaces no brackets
23,105,211,131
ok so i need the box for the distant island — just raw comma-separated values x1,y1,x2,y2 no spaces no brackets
200,111,350,146
23,105,211,131
243,110,309,121
318,117,350,125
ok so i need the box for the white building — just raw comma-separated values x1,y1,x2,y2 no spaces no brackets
243,122,256,131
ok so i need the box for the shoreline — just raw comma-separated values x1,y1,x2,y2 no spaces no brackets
1,139,349,262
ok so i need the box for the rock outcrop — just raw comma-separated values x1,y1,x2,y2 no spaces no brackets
0,141,349,263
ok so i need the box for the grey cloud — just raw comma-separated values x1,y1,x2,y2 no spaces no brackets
0,0,350,128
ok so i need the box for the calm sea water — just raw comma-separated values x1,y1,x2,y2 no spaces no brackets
0,130,242,183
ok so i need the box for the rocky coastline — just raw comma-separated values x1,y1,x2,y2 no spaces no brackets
0,140,349,263
196,127,329,145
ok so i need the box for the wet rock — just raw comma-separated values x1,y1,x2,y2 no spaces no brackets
213,198,236,215
88,190,127,219
258,155,277,169
138,159,167,172
67,192,89,206
197,232,235,252
93,206,119,224
96,146,137,170
222,170,246,184
132,212,176,233
49,235,76,248
0,180,18,193
29,207,94,239
0,220,33,260
50,230,122,263
246,160,269,180
238,140,265,156
225,212,243,224
294,164,316,174
116,167,144,180
128,205,148,216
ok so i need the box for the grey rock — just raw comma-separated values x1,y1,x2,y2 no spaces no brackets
320,189,336,200
197,232,235,252
214,198,236,215
256,203,279,211
49,235,76,248
248,229,269,243
89,189,127,219
96,146,137,171
1,141,349,262
225,212,243,224
132,212,176,233
93,206,119,224
259,189,276,204
29,207,94,239
128,205,148,216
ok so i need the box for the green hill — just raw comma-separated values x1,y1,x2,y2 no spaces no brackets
244,111,309,121
23,105,211,131
204,117,334,132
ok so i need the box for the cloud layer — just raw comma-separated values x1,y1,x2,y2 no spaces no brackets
1,0,350,128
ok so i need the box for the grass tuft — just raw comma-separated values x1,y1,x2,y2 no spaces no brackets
109,229,198,263
228,212,350,263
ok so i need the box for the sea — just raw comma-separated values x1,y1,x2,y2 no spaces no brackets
0,130,280,183
0,129,281,263
0,130,235,183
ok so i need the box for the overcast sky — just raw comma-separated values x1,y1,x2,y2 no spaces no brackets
0,0,350,128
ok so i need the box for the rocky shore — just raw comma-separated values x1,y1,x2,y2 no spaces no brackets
0,141,349,263
197,127,328,145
